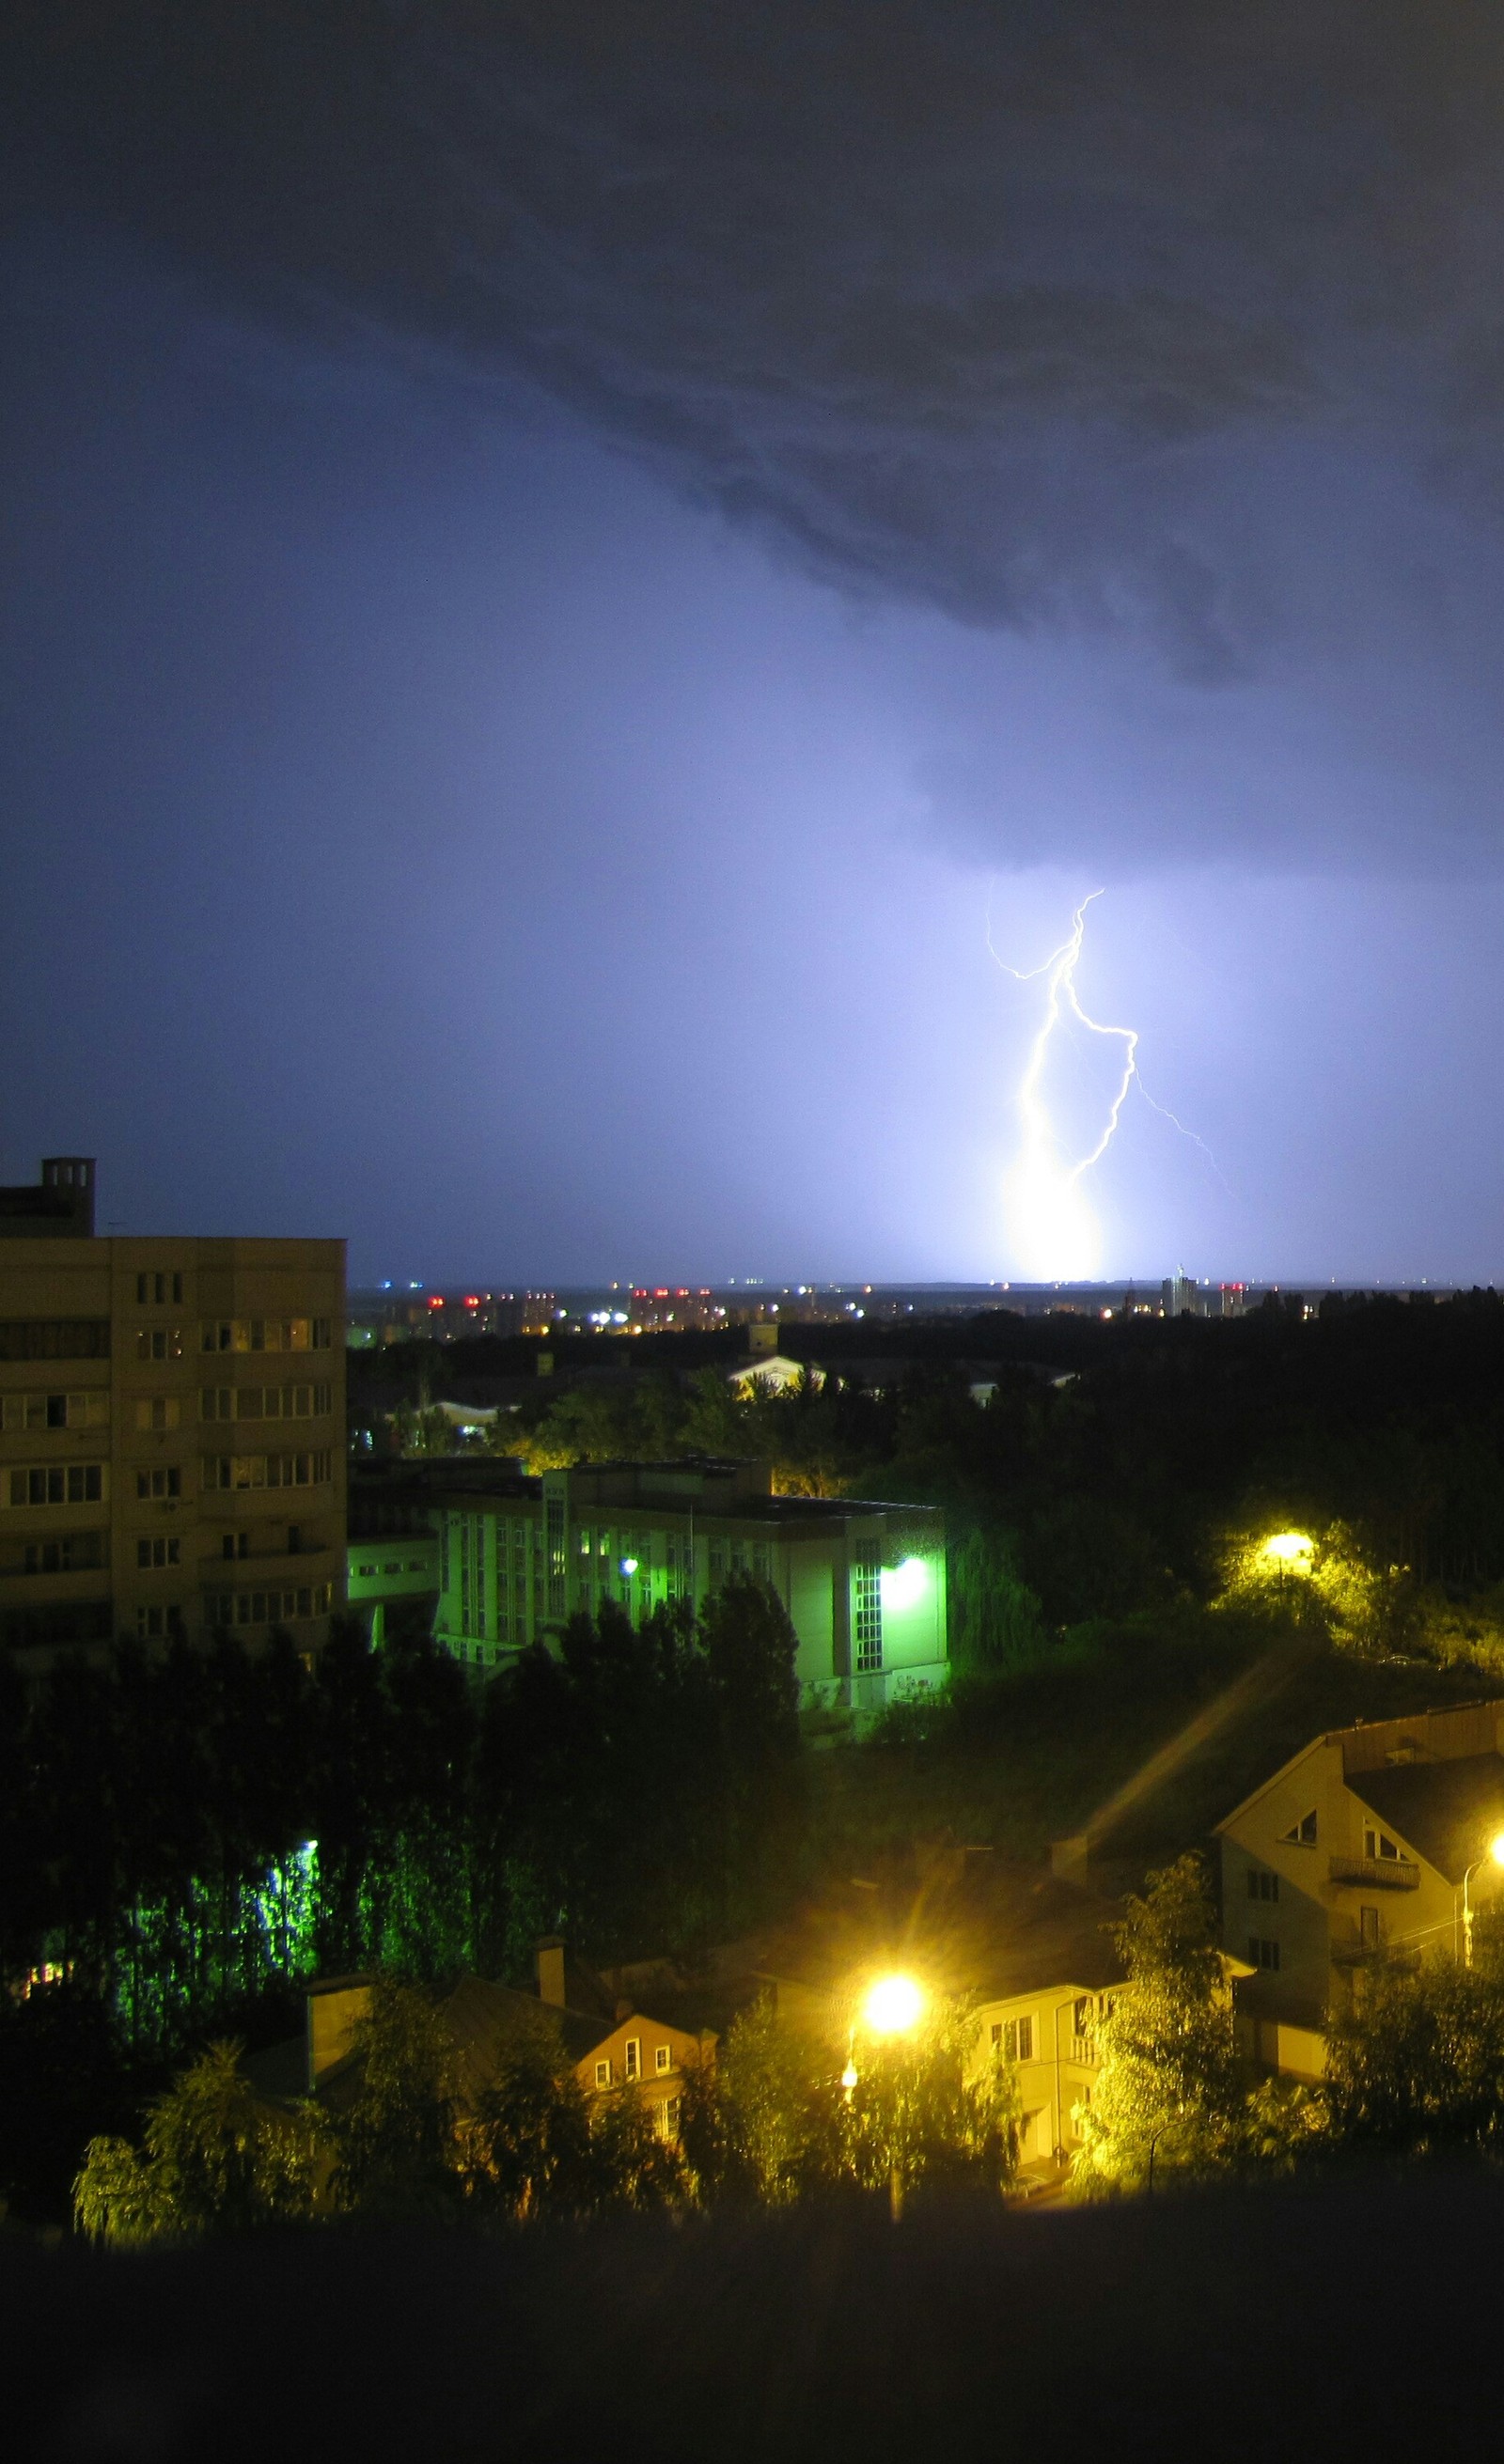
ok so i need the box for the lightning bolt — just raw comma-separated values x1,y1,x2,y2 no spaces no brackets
986,888,1224,1280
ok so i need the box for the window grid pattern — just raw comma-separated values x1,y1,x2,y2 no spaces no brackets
854,1562,883,1672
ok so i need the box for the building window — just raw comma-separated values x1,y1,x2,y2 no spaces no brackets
1360,1906,1381,1948
992,2014,1035,2063
136,1467,180,1501
199,1318,328,1355
595,2060,611,2089
0,1391,109,1431
202,1383,332,1423
136,1272,184,1304
1247,1869,1279,1902
136,1537,180,1568
202,1451,331,1490
0,1320,111,1363
546,1496,566,1619
624,2038,641,2081
655,2043,671,2075
134,1397,181,1431
1363,1827,1410,1864
6,1463,105,1507
1248,1936,1281,1971
17,1531,105,1576
135,1329,183,1362
854,1562,883,1672
203,1583,333,1628
1072,2085,1092,2142
1281,1809,1318,1845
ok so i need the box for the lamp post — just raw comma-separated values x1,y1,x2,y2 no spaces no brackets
1261,1530,1313,1618
1460,1832,1504,1969
844,1973,927,2221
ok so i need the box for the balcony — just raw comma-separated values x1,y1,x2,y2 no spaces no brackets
1328,1855,1418,1891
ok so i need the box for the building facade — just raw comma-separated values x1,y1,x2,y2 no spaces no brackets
1215,1699,1504,2076
0,1166,345,1661
349,1456,948,1714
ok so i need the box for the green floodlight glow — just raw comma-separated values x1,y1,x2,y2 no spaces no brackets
881,1556,928,1612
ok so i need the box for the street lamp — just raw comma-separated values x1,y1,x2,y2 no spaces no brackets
845,1973,927,2221
1460,1831,1504,1968
1261,1530,1314,1617
862,1973,926,2036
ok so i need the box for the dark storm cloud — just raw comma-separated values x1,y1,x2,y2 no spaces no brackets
11,4,1504,837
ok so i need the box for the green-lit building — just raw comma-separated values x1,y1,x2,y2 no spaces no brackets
347,1458,947,1720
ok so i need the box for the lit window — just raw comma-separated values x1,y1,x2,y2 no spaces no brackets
135,1329,182,1362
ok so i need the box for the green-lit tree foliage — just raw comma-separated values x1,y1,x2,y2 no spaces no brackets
948,1526,1047,1674
73,2040,321,2246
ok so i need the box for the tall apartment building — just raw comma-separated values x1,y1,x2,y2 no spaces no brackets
0,1160,346,1663
350,1456,948,1719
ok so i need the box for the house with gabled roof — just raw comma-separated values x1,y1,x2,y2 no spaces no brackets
301,1938,715,2143
1214,1698,1504,2077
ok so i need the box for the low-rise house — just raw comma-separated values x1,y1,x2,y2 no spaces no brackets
1215,1697,1504,2075
301,1937,715,2143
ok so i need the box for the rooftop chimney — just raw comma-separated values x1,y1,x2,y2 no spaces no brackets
536,1937,567,2007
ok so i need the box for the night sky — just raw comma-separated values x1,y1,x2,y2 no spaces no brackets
8,4,1504,1287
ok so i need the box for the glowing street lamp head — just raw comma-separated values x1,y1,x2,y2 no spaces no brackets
1261,1531,1313,1567
862,1973,926,2036
1488,1832,1504,1868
